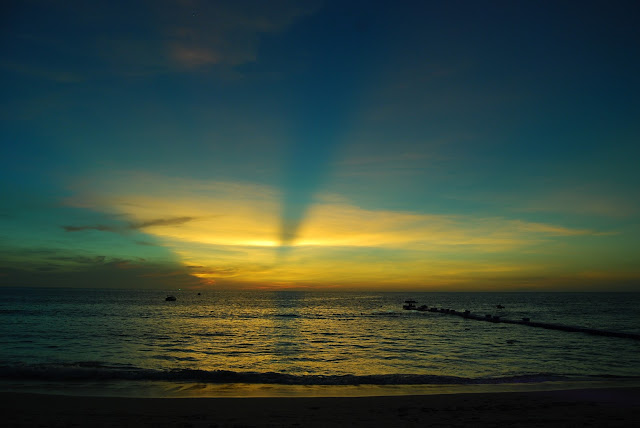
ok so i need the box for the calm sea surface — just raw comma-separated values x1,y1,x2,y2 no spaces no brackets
1,288,639,396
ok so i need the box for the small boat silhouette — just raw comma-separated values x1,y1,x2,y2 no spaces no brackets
165,295,177,301
402,300,417,310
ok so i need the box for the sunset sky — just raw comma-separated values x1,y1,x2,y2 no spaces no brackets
1,0,639,291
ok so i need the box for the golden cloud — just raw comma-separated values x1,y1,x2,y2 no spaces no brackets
64,172,606,288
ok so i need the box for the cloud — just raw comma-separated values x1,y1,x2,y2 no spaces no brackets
295,202,599,250
3,0,322,80
517,188,637,218
160,0,322,68
63,216,196,233
65,172,604,253
56,171,621,289
512,221,604,236
0,248,204,289
49,255,107,264
64,172,279,246
137,216,196,228
63,224,120,233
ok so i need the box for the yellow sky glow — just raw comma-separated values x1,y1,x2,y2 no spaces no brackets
59,172,620,289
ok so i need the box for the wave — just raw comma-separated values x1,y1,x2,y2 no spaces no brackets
0,363,633,385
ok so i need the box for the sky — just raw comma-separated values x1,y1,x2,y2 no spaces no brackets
1,0,639,291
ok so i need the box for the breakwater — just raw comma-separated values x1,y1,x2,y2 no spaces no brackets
403,303,640,341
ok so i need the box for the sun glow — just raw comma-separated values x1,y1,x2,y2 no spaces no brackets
61,172,615,289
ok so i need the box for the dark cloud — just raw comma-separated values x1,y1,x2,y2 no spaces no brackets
63,224,119,232
49,255,107,264
156,0,322,69
0,255,203,289
0,244,199,289
63,216,195,233
135,216,194,228
3,0,321,79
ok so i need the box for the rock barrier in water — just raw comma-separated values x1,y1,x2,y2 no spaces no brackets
403,305,640,340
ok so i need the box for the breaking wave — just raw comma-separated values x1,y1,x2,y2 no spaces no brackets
1,362,631,385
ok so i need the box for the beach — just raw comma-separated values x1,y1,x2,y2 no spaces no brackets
3,387,639,427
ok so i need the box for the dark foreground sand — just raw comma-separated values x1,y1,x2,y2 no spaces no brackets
2,388,639,427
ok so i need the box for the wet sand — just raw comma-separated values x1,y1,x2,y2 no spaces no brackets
2,387,639,427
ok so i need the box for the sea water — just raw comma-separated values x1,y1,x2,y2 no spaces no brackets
1,288,639,396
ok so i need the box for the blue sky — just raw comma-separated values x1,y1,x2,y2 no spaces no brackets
1,0,639,290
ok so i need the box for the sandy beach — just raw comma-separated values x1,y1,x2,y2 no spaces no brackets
2,387,638,427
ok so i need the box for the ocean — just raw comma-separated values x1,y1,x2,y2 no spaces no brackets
1,288,639,397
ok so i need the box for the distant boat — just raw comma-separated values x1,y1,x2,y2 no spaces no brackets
496,304,505,309
165,295,177,301
403,300,417,310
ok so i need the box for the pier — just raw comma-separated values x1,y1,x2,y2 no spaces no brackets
402,302,640,341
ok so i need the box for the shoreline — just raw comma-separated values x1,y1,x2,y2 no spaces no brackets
2,387,639,427
2,377,640,398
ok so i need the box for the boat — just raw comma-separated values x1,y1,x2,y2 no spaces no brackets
402,300,417,310
165,295,177,301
